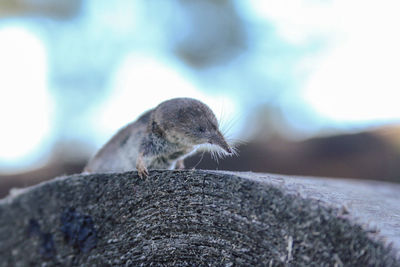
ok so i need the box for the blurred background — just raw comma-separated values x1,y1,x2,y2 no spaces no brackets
1,0,400,198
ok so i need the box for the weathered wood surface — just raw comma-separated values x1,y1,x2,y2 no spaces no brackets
0,170,399,266
224,171,400,252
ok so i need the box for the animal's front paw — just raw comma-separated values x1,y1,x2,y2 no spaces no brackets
137,165,149,179
136,153,149,179
175,159,185,169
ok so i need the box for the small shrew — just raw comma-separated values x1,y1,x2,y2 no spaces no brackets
84,97,233,178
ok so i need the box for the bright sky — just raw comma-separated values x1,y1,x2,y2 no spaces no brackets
248,0,400,124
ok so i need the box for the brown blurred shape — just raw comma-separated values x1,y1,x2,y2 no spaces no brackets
0,153,85,198
0,0,81,19
187,126,400,182
1,126,400,198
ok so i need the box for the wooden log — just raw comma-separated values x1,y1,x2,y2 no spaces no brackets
0,170,399,266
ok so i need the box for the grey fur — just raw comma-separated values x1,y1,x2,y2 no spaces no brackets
84,98,232,175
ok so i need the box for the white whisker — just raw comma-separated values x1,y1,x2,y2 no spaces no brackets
192,150,206,169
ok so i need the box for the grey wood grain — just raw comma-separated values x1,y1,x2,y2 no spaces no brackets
0,170,399,266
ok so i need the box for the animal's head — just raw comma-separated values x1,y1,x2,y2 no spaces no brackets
153,98,232,154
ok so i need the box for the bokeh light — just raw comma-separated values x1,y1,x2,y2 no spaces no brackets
0,24,51,170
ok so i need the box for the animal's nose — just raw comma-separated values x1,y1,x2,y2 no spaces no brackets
209,131,232,154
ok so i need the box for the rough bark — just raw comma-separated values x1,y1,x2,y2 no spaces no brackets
0,170,399,266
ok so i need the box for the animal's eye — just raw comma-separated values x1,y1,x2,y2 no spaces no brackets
198,126,205,133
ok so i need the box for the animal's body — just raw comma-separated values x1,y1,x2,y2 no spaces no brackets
84,98,232,177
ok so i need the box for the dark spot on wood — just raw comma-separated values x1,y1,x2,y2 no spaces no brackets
27,218,41,237
39,233,56,259
60,208,97,253
26,218,56,259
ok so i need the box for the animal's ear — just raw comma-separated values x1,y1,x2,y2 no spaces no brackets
151,121,165,137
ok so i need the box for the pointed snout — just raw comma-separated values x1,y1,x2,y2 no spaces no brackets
209,131,232,154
